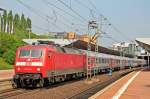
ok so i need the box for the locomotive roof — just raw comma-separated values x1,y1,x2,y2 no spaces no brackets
18,45,83,55
17,45,56,51
18,45,53,49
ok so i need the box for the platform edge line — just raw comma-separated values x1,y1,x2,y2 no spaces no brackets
112,71,141,99
88,71,135,99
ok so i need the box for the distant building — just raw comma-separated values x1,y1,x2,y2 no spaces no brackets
50,32,67,39
136,38,150,65
112,42,141,56
136,38,150,53
79,34,96,44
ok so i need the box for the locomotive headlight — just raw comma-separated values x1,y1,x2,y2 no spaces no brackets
17,67,21,71
37,68,40,71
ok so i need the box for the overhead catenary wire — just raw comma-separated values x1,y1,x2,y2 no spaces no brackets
12,23,45,38
75,0,122,44
42,0,87,32
75,0,96,19
103,33,120,43
57,0,88,22
87,0,132,42
16,0,74,31
16,0,63,31
32,24,50,32
43,0,86,23
16,0,126,44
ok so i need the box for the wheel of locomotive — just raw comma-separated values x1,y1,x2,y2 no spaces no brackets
11,81,18,89
37,78,44,88
44,78,50,86
11,79,21,89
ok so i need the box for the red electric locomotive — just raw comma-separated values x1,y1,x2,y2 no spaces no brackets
12,44,86,88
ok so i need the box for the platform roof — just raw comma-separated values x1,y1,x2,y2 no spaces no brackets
64,40,133,58
136,38,150,53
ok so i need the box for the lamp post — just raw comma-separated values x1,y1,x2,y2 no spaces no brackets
26,28,31,39
120,42,124,68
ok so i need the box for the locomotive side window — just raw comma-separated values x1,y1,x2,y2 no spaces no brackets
19,49,30,58
64,47,74,54
55,46,65,53
31,49,43,58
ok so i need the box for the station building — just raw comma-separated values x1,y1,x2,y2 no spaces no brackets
136,38,150,65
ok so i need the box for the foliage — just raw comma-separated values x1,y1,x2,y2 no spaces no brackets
3,50,15,64
8,10,13,33
0,58,12,70
0,33,25,65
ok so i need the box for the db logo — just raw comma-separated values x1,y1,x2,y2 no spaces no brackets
26,62,30,66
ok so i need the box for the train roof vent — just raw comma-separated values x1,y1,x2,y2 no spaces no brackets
32,40,61,47
37,40,54,45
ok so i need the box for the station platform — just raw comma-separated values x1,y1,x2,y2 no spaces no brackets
89,67,150,99
0,69,14,81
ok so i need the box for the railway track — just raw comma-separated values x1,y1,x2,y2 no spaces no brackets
0,79,38,99
0,68,142,99
0,87,42,99
0,80,12,93
67,70,132,99
0,80,22,99
0,79,11,86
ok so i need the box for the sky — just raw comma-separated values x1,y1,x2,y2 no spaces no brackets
0,0,150,47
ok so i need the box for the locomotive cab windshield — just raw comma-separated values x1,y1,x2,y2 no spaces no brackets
19,49,43,58
15,48,45,68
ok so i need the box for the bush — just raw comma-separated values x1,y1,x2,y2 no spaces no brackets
3,50,15,64
0,33,25,66
0,58,12,70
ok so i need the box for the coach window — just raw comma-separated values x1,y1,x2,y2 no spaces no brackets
103,58,105,63
102,58,104,63
96,58,98,64
106,59,108,64
99,58,101,63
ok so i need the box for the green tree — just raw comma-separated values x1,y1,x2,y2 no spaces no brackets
3,10,7,32
8,10,13,33
13,14,20,32
27,17,31,29
20,14,27,31
0,13,2,32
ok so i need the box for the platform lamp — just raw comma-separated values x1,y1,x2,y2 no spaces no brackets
26,28,31,39
0,8,6,32
120,42,125,67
